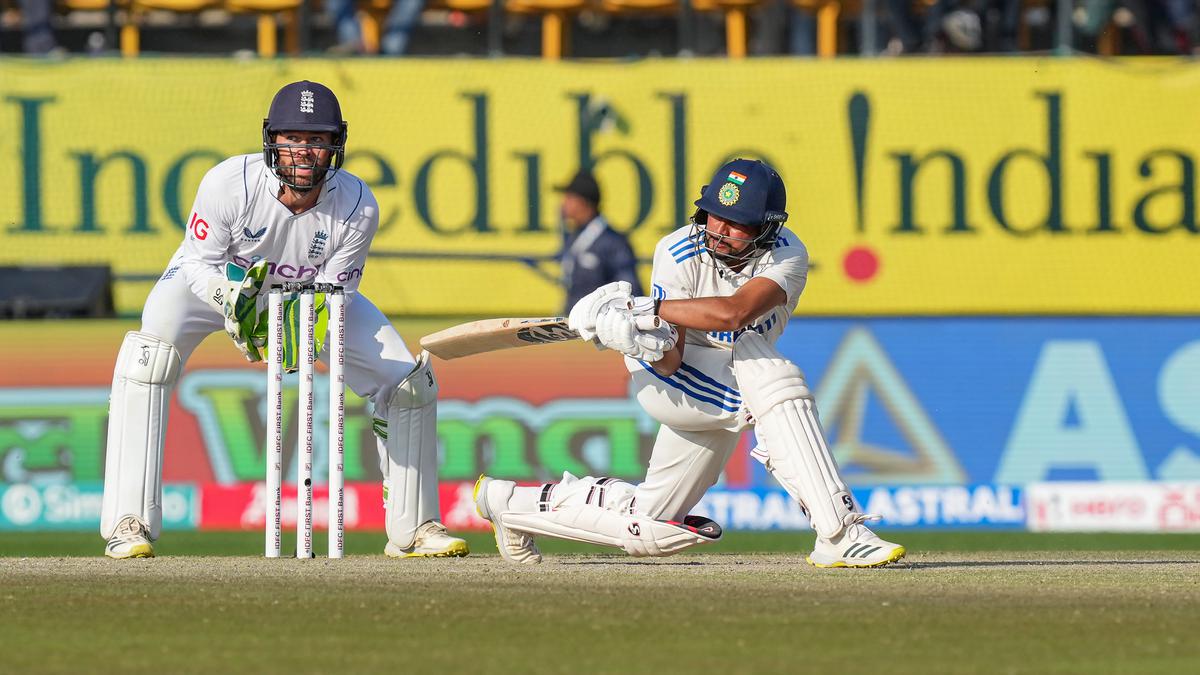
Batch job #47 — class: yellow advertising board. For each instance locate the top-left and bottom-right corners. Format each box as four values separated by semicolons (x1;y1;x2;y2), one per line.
1;59;1198;316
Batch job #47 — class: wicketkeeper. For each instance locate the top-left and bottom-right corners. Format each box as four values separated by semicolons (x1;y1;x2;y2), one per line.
475;158;906;568
101;80;467;560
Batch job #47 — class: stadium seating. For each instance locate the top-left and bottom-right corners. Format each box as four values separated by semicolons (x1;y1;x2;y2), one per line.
58;0;121;11
622;0;767;58
356;0;391;54
119;0;219;56
36;0;1138;57
225;0;302;57
358;0;493;55
790;0;852;57
506;0;588;60
693;0;763;58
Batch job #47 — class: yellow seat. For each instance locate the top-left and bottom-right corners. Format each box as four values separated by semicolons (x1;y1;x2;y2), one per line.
602;0;766;58
357;0;389;54
430;0;494;9
507;0;587;59
225;0;302;57
789;0;858;57
599;0;673;10
59;0;122;9
120;0;220;56
696;0;764;58
358;0;492;54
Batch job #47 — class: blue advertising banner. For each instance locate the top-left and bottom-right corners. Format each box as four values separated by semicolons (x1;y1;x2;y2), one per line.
0;482;198;531
695;485;1026;531
775;318;1200;487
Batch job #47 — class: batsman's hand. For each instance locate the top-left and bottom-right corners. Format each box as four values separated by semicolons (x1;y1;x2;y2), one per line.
627;296;656;318
568;281;633;342
595;309;677;362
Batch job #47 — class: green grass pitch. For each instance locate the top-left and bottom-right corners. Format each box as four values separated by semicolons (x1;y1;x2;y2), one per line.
3;531;1198;674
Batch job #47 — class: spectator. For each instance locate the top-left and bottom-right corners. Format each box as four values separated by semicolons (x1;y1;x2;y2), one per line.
17;0;60;55
327;0;425;55
883;0;1018;54
979;0;1020;52
884;0;958;53
555;169;643;315
1078;0;1195;54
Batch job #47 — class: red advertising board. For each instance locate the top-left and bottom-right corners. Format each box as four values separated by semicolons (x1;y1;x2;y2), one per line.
197;481;492;532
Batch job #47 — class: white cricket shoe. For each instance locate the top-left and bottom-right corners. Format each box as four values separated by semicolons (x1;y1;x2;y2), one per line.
806;514;906;568
474;475;542;565
385;520;470;558
104;515;155;559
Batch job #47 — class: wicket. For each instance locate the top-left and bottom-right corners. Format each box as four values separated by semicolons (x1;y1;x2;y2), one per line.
265;282;346;559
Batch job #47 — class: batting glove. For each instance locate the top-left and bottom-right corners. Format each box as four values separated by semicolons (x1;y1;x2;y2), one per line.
596;309;677;362
568;280;633;342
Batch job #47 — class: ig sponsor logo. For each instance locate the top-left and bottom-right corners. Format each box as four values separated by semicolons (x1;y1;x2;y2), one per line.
188;212;209;241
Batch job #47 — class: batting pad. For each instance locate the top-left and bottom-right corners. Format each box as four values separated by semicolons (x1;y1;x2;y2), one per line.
100;331;181;541
383;352;440;548
733;332;855;540
504;509;722;557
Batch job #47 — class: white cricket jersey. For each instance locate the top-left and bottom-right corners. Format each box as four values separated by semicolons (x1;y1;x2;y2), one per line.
164;153;378;300
650;225;809;349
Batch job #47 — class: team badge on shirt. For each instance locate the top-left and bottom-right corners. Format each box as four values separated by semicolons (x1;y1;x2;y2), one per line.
718;182;740;206
307;231;329;259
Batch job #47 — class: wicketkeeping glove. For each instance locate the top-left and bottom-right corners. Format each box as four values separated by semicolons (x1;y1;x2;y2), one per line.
274;292;331;374
218;260;271;363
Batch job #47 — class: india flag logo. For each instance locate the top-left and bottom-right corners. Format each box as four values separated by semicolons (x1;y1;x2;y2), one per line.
726;171;747;185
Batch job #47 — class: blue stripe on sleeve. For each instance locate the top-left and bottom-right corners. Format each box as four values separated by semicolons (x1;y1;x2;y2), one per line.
669;237;698;253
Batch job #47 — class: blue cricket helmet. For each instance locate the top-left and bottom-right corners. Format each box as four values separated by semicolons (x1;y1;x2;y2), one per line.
261;80;347;191
691;159;789;265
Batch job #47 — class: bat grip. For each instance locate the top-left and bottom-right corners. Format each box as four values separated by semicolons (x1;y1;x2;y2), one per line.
633;314;661;331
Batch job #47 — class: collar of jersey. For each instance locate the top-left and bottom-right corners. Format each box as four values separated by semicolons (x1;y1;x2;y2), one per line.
266;165;338;215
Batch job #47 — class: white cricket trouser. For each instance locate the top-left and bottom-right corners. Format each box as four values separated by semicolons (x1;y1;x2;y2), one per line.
509;343;743;522
624;343;745;519
633;424;741;520
100;271;417;540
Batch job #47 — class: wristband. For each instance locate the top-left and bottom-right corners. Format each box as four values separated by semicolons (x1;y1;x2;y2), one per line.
653;297;663;316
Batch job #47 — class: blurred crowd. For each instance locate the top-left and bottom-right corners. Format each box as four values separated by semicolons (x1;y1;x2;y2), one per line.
2;0;1199;56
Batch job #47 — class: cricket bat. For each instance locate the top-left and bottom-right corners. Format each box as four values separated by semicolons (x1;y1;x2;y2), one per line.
420;315;660;361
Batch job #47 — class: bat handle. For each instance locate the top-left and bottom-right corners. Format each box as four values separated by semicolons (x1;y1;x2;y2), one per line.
633;314;661;331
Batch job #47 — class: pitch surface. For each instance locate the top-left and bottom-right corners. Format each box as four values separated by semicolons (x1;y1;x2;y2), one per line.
3;539;1198;674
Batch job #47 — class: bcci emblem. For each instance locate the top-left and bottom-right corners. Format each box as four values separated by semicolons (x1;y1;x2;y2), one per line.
718;182;740;206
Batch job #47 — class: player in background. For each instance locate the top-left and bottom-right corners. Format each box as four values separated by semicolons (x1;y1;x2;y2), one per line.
101;80;467;560
475;158;905;568
555;168;643;314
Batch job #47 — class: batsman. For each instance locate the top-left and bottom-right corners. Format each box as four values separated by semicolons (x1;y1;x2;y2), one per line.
101;80;467;560
476;158;905;568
